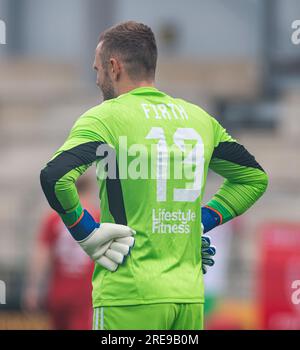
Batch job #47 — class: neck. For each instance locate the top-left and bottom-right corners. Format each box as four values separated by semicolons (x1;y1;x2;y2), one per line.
117;80;155;96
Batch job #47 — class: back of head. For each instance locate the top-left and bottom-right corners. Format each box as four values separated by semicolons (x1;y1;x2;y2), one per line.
99;21;157;81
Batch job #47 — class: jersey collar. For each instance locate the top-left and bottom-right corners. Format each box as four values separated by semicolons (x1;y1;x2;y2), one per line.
128;86;166;96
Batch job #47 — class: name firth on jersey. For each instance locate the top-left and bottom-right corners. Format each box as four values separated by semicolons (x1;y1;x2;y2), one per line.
141;103;188;120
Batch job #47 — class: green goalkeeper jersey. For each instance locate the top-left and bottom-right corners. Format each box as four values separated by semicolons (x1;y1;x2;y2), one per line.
41;86;268;307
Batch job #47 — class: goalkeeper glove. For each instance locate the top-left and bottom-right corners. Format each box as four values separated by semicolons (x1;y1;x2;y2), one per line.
67;209;136;272
201;235;216;274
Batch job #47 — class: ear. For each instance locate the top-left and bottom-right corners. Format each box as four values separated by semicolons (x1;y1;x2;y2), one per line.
110;57;122;81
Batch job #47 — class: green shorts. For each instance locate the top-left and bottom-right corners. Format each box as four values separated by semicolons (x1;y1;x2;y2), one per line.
93;303;204;330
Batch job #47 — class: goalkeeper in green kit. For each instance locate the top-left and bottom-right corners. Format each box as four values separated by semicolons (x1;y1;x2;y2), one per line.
40;21;268;330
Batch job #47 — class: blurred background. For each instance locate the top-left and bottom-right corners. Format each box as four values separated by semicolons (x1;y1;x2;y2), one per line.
0;0;300;329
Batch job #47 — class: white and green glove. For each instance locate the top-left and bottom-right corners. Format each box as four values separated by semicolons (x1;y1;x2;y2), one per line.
67;209;136;272
201;224;216;274
78;223;136;272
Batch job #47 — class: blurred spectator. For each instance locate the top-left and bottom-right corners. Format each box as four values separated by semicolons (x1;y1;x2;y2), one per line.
22;176;99;330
